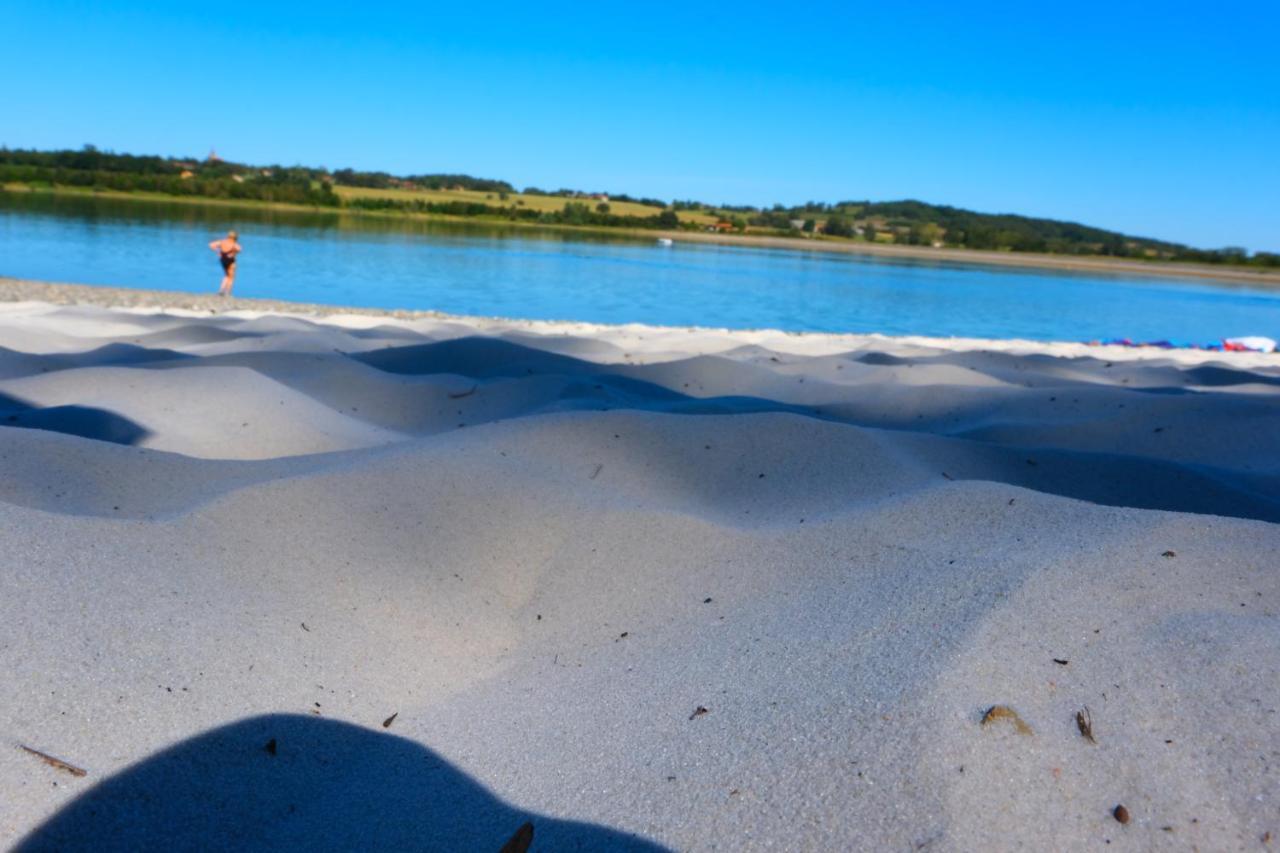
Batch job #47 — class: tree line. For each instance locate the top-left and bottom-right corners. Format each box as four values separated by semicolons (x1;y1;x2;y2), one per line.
0;147;339;207
2;146;1274;267
747;199;1278;267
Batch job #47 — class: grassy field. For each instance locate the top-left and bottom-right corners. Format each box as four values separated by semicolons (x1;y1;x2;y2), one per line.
334;185;720;225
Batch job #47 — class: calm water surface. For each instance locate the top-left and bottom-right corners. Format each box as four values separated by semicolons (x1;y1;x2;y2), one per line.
2;191;1278;343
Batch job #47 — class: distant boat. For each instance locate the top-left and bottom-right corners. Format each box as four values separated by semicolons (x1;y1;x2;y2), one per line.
657;237;674;247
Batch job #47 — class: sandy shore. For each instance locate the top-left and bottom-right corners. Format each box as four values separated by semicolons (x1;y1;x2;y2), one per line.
661;230;1280;287
1;285;1277;850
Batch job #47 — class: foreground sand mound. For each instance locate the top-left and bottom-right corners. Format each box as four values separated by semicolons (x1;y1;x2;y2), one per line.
1;300;1277;850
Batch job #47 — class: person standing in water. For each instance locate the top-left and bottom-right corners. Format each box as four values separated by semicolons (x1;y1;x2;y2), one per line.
209;230;242;296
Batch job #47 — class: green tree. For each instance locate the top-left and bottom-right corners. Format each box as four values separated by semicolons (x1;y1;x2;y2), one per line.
823;215;854;237
912;222;943;245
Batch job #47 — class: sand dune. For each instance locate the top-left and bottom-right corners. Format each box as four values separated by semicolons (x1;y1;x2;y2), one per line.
1;297;1277;850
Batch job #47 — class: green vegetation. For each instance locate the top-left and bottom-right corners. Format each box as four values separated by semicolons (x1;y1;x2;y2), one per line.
2;146;1275;268
0;146;339;207
751;200;1278;266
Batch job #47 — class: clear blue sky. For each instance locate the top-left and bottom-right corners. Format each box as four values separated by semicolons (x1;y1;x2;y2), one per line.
5;0;1278;251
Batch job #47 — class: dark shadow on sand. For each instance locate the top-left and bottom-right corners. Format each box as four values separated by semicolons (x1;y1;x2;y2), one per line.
0;391;149;446
0;343;191;380
17;714;668;853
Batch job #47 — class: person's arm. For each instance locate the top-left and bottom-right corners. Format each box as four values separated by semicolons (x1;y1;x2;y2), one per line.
209;240;221;251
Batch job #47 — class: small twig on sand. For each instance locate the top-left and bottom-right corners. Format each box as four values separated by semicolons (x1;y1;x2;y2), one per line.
18;744;87;777
448;386;478;399
590;464;604;480
382;712;398;729
1076;707;1095;743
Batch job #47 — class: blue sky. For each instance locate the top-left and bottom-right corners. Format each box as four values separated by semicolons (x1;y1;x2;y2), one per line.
5;1;1278;251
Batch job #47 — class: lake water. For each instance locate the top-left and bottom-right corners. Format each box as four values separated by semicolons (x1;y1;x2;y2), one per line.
2;190;1278;343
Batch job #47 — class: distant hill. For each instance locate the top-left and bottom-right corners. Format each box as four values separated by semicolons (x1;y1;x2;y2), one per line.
1;146;1274;269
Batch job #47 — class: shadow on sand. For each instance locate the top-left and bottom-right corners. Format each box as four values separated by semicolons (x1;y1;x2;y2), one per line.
2;333;1279;523
17;714;668;852
0;391;149;446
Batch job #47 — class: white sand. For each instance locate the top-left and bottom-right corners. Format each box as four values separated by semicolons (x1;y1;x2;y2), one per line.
0;296;1277;850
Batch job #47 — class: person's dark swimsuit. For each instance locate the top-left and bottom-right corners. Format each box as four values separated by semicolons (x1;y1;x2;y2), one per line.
219;251;236;272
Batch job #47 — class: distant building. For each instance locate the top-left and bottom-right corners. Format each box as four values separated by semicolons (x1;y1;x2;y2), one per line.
708;221;736;233
179;170;195;179
206;148;222;163
789;219;805;230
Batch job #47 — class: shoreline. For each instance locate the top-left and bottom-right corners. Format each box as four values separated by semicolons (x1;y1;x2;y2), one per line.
665;229;1280;287
2;275;1275;367
6;184;1280;288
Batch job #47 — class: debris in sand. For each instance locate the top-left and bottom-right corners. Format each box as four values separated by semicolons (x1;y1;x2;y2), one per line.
1053;658;1069;665
382;712;398;729
448;386;478;399
689;706;710;720
300;622;310;632
980;705;1033;735
941;472;954;480
703;597;713;604
1162;550;1177;558
590;463;603;480
263;738;278;756
1077;707;1095;743
1113;804;1130;824
499;820;534;853
18;745;86;777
